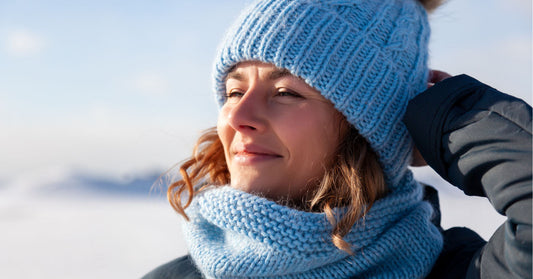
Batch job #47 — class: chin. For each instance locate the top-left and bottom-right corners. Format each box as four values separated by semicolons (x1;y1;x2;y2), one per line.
230;181;279;198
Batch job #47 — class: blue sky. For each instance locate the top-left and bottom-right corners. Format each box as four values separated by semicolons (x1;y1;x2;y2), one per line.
0;0;531;185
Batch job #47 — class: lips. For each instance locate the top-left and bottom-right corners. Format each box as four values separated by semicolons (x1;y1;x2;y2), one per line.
231;143;282;164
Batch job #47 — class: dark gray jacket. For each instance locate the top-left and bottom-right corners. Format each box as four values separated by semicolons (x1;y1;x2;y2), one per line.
143;75;532;278
406;74;532;278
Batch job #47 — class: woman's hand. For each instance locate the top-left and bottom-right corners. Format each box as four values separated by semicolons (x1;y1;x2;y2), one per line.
427;69;452;88
411;146;427;167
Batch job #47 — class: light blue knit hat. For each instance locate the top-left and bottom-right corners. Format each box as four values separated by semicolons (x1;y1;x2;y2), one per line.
213;0;430;186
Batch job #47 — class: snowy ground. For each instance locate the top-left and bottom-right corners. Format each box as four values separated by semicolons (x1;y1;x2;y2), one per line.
1;171;188;279
1;195;186;279
1;167;505;279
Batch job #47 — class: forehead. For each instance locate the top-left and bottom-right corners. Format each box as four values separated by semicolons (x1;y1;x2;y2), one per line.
226;61;298;82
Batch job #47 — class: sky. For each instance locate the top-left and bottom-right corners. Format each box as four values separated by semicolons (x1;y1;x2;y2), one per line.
0;0;531;187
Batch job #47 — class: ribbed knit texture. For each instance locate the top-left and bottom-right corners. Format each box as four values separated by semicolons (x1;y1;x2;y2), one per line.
213;0;431;186
184;175;443;278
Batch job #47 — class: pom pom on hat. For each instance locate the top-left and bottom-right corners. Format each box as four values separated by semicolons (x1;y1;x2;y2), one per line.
213;0;431;187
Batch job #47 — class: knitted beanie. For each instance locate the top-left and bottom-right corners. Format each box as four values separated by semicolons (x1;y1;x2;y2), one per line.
213;0;431;186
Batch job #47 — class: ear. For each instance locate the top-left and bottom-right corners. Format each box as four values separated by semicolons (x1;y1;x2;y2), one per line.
411;146;427;167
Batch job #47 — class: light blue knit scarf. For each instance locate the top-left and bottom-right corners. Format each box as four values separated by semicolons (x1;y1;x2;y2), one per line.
183;174;442;278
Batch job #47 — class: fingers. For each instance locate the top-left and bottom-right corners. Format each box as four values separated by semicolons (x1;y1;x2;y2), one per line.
410;146;428;167
428;70;452;87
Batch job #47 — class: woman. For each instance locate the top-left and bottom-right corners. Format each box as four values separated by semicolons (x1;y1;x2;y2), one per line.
144;0;532;278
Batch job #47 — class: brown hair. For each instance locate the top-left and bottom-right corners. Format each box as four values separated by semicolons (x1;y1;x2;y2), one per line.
167;123;386;254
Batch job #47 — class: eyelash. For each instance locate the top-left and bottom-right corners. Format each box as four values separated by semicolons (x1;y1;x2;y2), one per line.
225;90;302;99
225;92;244;98
277;91;302;98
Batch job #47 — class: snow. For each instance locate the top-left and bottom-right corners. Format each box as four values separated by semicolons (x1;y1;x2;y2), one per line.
0;174;188;279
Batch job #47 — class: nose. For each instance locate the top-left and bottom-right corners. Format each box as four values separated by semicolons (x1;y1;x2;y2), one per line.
225;89;267;133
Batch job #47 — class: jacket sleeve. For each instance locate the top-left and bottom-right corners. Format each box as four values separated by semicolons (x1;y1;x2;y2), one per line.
403;74;532;278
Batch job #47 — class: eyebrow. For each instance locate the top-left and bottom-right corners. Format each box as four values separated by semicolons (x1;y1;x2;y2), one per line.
226;71;244;81
225;67;293;82
268;68;291;80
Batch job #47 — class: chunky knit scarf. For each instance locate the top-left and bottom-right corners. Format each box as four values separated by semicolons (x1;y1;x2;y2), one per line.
183;175;442;278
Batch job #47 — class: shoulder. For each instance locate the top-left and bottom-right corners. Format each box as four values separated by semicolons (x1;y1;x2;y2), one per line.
422;185;487;279
141;255;202;279
426;227;486;279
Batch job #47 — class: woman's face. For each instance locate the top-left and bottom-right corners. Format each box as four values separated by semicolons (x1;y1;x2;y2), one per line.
217;61;344;201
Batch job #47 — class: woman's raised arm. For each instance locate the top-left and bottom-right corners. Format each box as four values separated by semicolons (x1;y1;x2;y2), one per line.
404;74;532;278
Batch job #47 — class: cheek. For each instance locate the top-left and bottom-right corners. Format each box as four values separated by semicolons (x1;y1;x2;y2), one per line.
280;108;341;165
216;109;233;157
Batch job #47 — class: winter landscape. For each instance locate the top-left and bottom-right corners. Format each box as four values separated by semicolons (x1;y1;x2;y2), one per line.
1;0;530;278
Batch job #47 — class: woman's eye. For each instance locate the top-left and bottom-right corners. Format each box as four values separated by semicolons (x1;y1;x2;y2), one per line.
277;91;302;98
225;92;244;99
224;91;244;104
